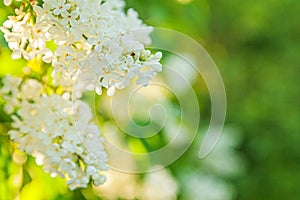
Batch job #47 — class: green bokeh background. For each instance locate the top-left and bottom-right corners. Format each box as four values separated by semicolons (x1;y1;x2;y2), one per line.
1;0;300;199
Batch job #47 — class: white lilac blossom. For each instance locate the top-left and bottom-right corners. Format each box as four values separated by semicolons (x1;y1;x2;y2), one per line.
93;168;178;200
0;76;108;190
142;168;178;200
0;0;162;191
1;0;162;97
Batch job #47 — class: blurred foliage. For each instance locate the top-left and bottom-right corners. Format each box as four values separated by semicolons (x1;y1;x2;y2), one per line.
1;0;300;199
127;0;300;199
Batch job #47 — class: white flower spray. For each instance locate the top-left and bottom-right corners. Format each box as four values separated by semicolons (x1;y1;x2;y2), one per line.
0;0;162;190
1;0;162;96
1;76;108;190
